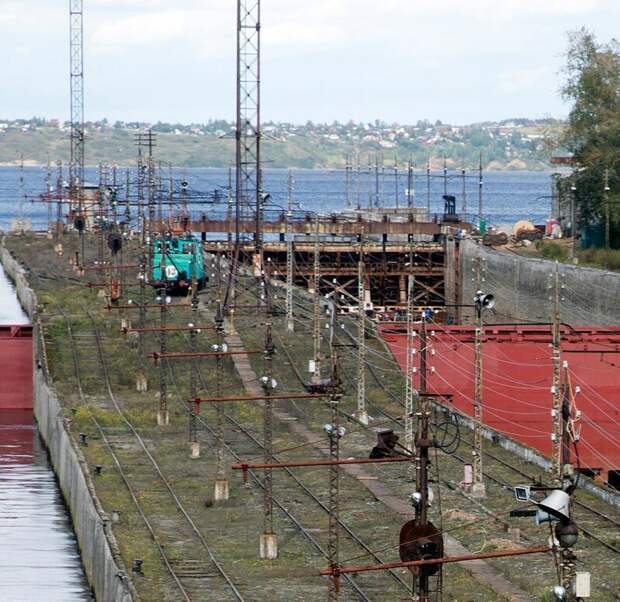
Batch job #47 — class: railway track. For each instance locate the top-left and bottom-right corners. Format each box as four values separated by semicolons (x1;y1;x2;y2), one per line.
169;325;413;601
60;309;244;602
274;293;620;555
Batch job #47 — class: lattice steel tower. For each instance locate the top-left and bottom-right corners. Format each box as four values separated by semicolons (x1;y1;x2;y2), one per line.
69;0;85;195
236;0;261;250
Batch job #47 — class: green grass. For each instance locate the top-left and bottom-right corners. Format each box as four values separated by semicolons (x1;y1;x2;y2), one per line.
577;247;620;271
537;241;570;262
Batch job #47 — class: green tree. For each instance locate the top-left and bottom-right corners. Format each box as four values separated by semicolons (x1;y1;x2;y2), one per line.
560;28;620;246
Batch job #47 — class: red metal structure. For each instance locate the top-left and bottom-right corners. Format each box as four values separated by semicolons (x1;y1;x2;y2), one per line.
379;324;620;483
0;326;33;410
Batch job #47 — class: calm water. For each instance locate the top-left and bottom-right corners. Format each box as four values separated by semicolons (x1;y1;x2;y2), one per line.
0;166;555;231
0;264;91;602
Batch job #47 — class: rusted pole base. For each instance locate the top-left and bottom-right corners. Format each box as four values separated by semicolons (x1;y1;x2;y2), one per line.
471;482;486;499
157;409;169;426
214;479;229;502
190;441;200;459
259;533;278;560
136;374;148;392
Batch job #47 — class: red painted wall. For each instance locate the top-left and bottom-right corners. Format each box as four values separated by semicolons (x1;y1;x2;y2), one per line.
0;326;33;410
380;324;620;481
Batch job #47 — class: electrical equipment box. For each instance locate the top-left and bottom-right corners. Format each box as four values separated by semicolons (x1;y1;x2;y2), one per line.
575;572;591;598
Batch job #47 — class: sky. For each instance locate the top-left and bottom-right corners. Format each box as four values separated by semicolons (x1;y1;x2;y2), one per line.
2;0;619;125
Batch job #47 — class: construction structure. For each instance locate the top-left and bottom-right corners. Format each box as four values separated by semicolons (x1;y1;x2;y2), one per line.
69;0;85;199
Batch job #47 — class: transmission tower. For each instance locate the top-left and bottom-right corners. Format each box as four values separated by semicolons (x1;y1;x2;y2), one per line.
239;0;261;250
226;0;262;309
69;0;85;200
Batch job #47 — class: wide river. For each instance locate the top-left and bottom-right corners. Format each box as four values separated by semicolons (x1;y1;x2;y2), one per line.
0;166;557;231
0;264;91;602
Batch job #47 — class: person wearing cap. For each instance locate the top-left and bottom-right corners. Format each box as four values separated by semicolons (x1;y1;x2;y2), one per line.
369;428;400;458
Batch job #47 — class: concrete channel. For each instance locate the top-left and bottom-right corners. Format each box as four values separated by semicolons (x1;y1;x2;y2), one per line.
1;241;136;602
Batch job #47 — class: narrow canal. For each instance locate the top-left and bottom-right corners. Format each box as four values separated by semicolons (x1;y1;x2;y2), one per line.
0;263;91;601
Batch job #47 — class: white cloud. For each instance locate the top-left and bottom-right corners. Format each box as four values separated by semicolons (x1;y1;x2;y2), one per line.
2;0;619;123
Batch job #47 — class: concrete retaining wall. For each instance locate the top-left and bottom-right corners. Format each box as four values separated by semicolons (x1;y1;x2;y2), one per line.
1;239;136;602
459;238;620;325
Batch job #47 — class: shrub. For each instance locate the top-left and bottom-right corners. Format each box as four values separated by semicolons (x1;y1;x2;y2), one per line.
539;242;569;262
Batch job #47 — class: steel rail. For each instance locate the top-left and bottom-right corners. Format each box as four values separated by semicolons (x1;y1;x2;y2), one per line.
85;311;245;600
59;310;192;602
163;360;379;602
172;325;413;597
60;307;245;601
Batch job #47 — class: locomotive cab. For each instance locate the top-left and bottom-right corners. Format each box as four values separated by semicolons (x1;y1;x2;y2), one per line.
150;234;206;294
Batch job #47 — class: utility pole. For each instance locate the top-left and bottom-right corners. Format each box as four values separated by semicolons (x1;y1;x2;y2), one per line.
366;155;372;211
394;157;399;209
17;155;25;229
213;255;229;502
147;133;156;272
415;314;431;601
46;155;53;236
426;157;431;216
404;273;416;474
604;168;610;250
136;137;145;244
157;248;169;426
136;255;148;392
124;169;131;232
354;153;361;210
312;217;322;385
374;155;380;209
260;308;277;558
407;158;413;210
478;153;483;228
345;155;352;209
286;170;294;332
188;246;200;458
326;350;343;601
550;261;563;485
355;237;368;425
461;166;467;216
69;0;85;212
54;161;64;253
570;180;577;260
472;256;486;498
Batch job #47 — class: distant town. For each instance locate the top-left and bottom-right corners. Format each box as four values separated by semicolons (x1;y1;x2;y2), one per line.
0;116;564;169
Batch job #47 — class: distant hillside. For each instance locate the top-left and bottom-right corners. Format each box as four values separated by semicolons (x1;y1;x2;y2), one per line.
0;118;563;169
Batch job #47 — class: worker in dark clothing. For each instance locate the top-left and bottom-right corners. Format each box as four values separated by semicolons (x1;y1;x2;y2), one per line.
369;428;401;458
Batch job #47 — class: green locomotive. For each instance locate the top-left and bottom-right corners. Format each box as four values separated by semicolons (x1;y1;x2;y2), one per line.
151;234;206;293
